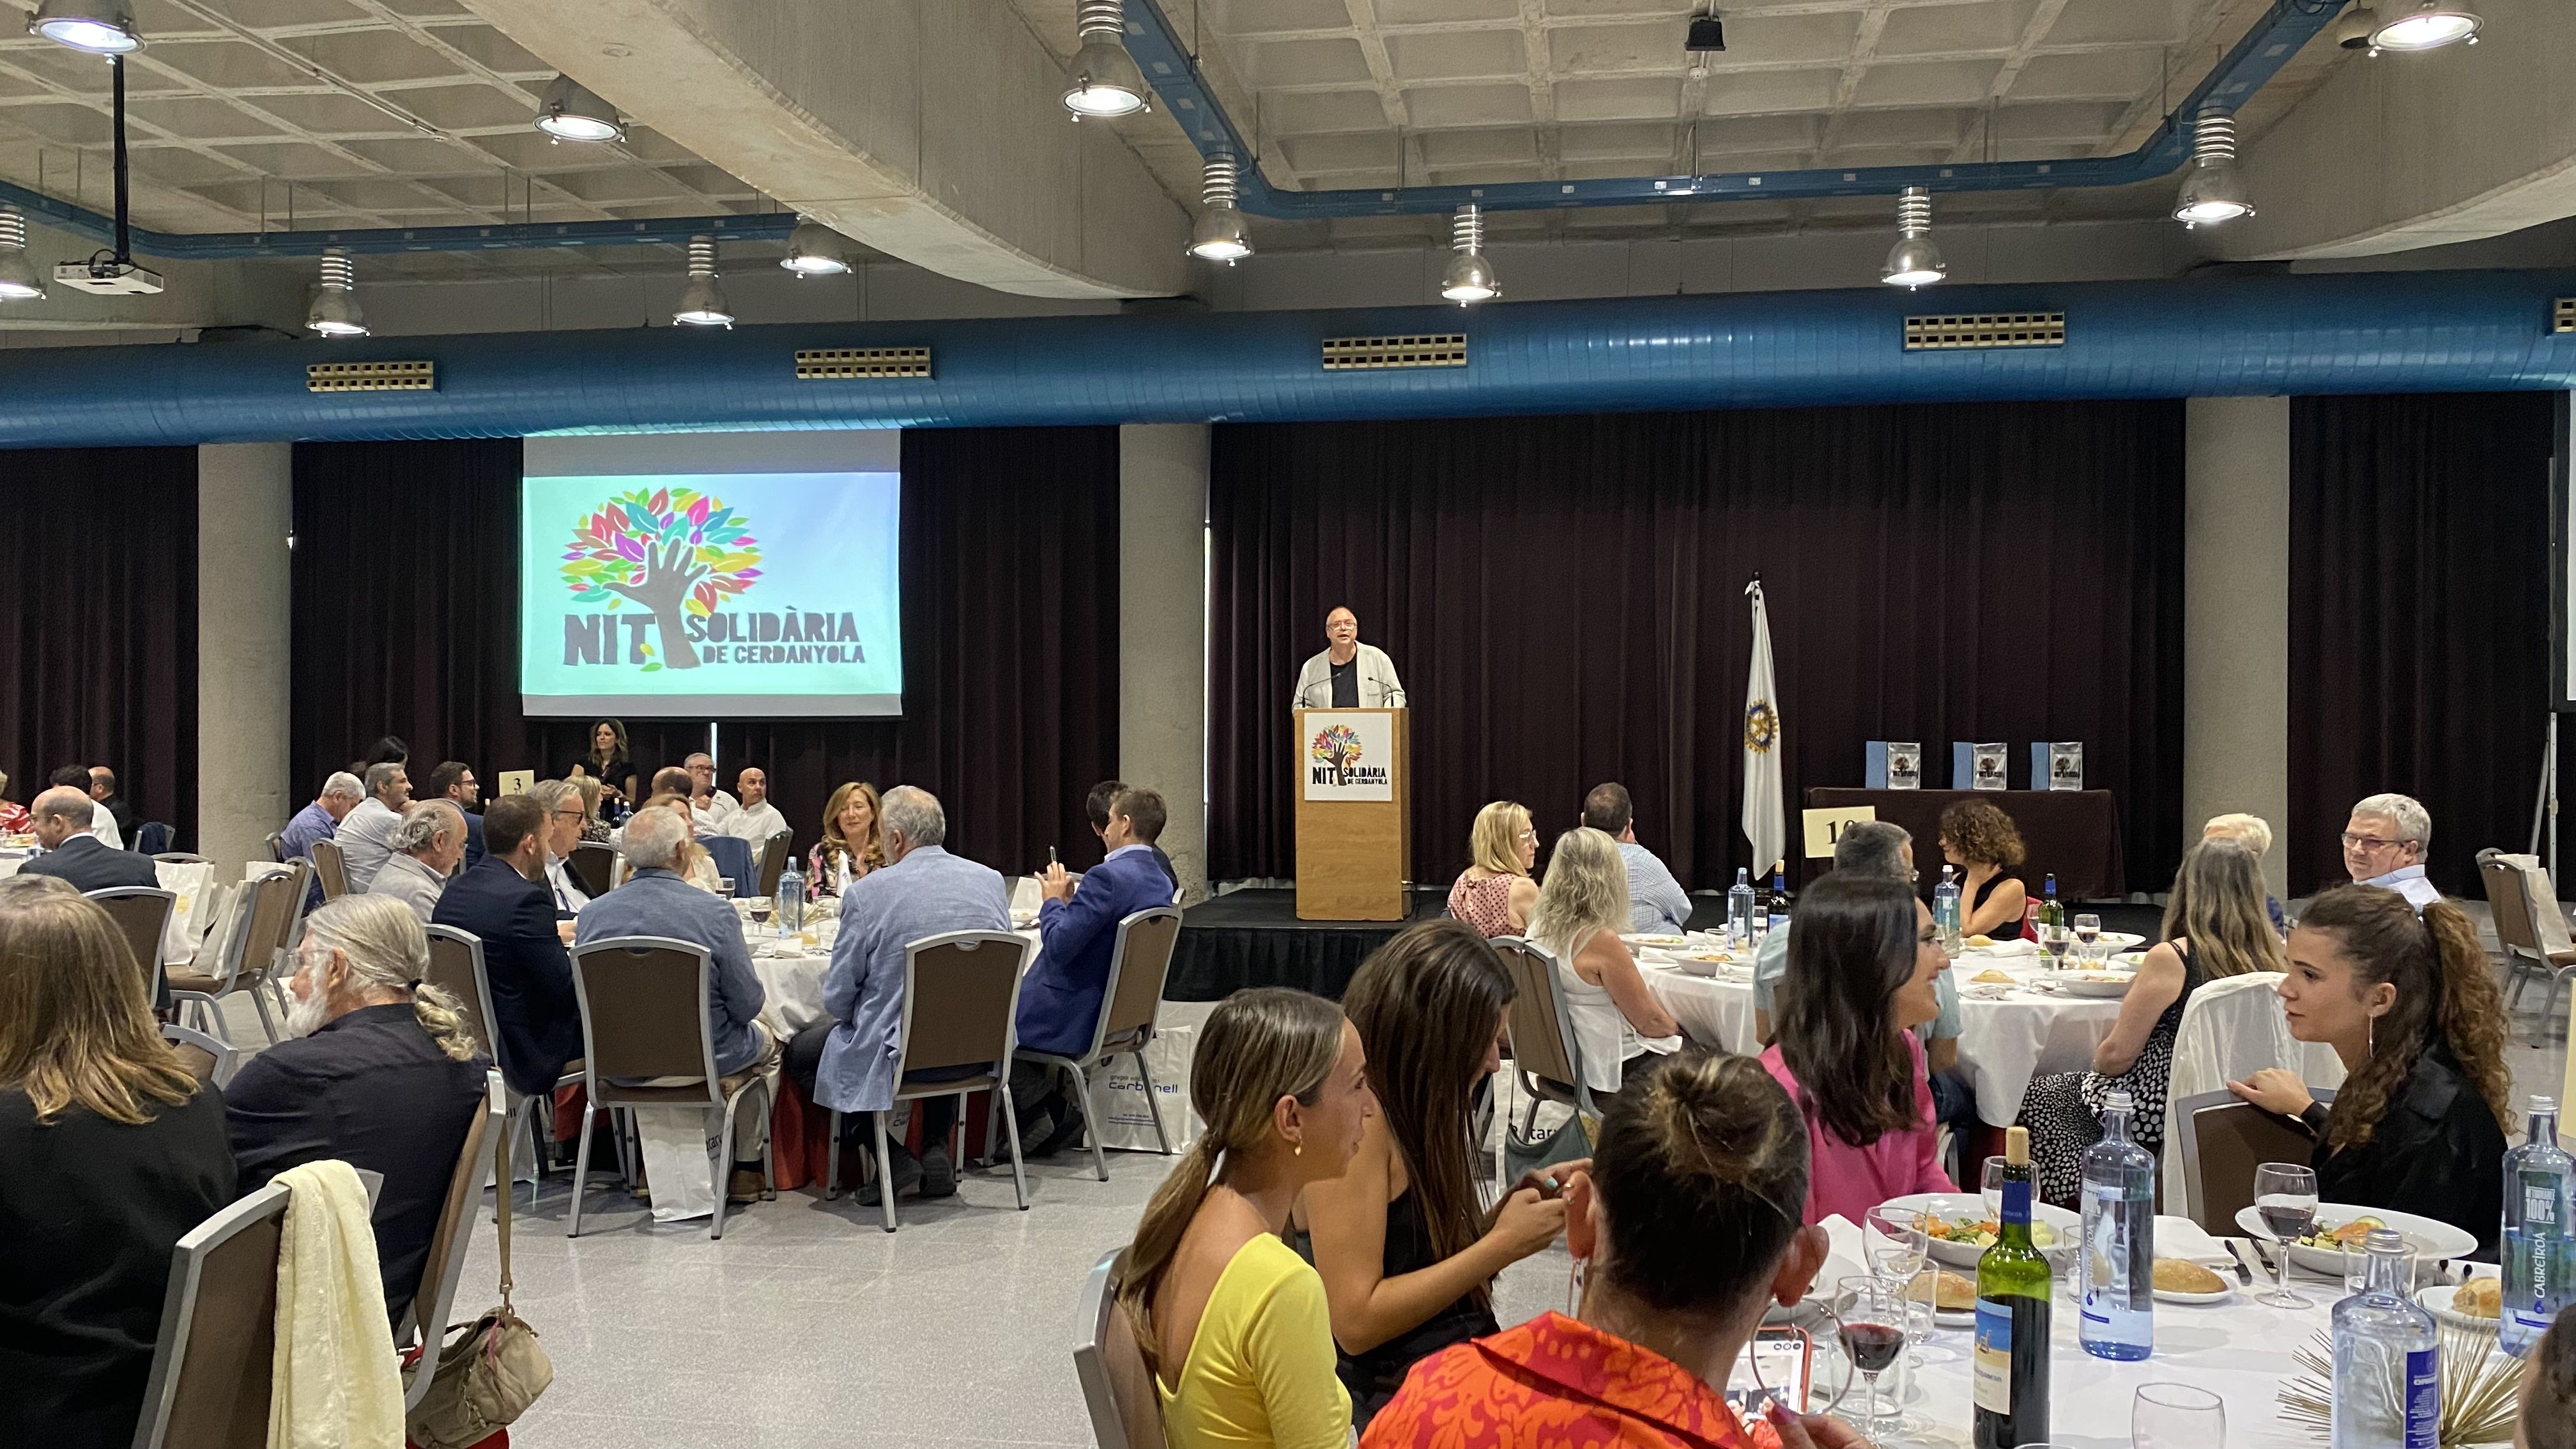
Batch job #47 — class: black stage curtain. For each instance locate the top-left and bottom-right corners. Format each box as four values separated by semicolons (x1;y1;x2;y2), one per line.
0;447;197;841
1209;402;2186;895
293;429;1118;875
2287;393;2560;897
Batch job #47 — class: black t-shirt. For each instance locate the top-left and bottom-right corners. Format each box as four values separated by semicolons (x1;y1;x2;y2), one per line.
1330;655;1359;707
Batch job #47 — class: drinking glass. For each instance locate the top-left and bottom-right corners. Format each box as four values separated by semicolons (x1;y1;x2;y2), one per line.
1981;1156;2008;1225
2071;913;2103;967
1865;1206;1931;1342
1834;1276;1907;1436
2039;923;2070;969
719;877;737;900
2133;1383;2225;1449
747;895;774;931
2252;1162;2319;1308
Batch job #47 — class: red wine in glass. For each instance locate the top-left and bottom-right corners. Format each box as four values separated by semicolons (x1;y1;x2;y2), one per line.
1841;1321;1905;1375
2258;1201;2315;1242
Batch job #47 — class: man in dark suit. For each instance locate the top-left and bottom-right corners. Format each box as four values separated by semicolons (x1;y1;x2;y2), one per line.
430;794;580;1101
1084;779;1181;902
18;788;158;893
1015;787;1175;1154
422;760;486;870
86;766;139;848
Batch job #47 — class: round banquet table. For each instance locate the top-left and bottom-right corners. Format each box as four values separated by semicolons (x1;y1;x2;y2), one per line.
1641;943;2126;1125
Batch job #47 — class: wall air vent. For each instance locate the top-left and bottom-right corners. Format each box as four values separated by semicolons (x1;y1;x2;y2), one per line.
2553;298;2575;334
795;346;932;379
1903;312;2066;350
306;360;435;392
1322;333;1468;371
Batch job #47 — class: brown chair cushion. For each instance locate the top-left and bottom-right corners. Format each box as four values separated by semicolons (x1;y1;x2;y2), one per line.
166;970;222;993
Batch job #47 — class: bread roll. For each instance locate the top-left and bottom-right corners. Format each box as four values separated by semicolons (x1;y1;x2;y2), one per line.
2456;1276;2500;1319
2152;1259;2226;1294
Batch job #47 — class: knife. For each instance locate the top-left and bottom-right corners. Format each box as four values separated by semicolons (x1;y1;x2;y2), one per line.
2221;1239;2256;1286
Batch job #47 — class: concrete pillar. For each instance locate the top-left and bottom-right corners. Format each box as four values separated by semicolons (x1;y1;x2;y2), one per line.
1119;424;1209;903
2183;397;2292;901
197;443;293;871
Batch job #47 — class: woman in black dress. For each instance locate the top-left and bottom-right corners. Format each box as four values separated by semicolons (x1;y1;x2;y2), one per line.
1939;797;2030;942
571;717;638;806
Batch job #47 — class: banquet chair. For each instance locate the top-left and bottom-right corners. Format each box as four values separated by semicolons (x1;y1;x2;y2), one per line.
2481;850;2576;1036
166;868;303;1046
161;1022;238;1088
265;831;289;865
2174;1087;2336;1235
425;924;579;1211
2158;970;2345;1210
309;837;349;901
1490;936;1599;1184
1073;1247;1167;1449
566;935;776;1239
1013;907;1183;1183
134;822;174;856
826;930;1036;1231
755;829;793;900
86;885;174;1008
396;1071;504;1411
567;841;617;900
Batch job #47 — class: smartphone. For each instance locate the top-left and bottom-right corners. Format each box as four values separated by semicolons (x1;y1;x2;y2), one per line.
1723;1324;1812;1420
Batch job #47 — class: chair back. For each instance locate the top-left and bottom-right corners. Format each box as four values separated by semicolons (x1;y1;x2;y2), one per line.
86;885;175;999
186;882;262;997
1491;937;1587;1100
422;926;500;1070
1091;908;1182;1058
309;837;348;900
235;866;305;987
2483;852;2543;959
401;1072;503;1409
567;841;617;900
569;936;721;1097
756;830;793;899
132;1183;289;1449
135;822;174;856
161;1022;238;1088
896;931;1034;1078
265;831;289;865
1073;1248;1166;1449
2175;1087;2338;1234
2162;971;2340;1208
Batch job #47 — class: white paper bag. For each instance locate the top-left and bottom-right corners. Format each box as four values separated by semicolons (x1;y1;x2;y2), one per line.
1087;1024;1200;1153
152;859;214;965
634;1106;723;1222
188;882;247;973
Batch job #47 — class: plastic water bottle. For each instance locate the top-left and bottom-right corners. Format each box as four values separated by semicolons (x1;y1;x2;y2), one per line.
1767;870;1790;939
776;856;806;936
2078;1090;2155;1361
2333;1228;2441;1449
1934;866;1963;954
2502;1095;2574;1358
1726;868;1755;949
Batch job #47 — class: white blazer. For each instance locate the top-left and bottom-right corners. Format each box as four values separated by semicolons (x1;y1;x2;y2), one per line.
1293;642;1407;712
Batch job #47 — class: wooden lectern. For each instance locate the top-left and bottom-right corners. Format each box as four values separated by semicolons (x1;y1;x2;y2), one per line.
1294;707;1411;921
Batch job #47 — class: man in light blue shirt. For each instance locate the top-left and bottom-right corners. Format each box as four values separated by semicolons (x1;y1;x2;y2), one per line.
1582;782;1693;935
2342;792;2442;909
782;785;1009;1205
280;772;364;908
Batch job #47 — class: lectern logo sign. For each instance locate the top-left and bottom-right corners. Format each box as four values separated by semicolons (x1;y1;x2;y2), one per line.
1302;712;1395;802
1310;724;1364;785
558;487;763;673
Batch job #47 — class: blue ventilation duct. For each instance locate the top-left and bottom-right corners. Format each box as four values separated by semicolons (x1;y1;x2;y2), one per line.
0;268;2569;448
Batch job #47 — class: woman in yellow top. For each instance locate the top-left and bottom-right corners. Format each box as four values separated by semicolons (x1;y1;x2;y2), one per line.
1116;987;1378;1449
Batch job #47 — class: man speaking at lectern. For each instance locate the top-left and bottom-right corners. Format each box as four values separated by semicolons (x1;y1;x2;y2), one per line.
1292;606;1407;712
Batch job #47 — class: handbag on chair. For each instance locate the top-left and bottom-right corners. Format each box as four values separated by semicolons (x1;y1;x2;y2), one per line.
406;1108;553;1449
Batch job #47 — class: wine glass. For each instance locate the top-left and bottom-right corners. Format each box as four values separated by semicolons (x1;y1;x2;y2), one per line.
1834;1276;1906;1437
2133;1383;2225;1449
2071;913;2103;967
1981;1156;2008;1225
2252;1162;2320;1308
719;876;738;900
1865;1205;1931;1342
747;894;774;931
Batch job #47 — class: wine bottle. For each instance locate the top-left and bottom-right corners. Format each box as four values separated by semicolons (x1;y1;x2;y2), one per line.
1975;1125;2051;1449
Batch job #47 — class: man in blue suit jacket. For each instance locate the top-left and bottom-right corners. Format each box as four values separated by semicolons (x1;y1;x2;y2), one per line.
1016;787;1174;1154
431;795;581;1102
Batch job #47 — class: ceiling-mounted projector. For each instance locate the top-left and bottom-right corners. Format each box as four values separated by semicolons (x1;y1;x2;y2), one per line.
55;257;162;294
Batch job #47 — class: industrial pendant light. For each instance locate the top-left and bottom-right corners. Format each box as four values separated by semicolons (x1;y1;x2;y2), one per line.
534;73;625;143
2331;6;2380;48
2370;1;2481;51
673;235;733;327
28;0;139;52
1880;187;1944;288
1439;204;1499;305
2172;108;2254;227
305;248;367;337
1186;157;1253;264
0;207;43;300
1062;0;1149;119
780;218;852;276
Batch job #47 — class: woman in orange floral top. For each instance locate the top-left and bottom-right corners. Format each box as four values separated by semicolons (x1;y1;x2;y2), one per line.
1360;1054;1870;1449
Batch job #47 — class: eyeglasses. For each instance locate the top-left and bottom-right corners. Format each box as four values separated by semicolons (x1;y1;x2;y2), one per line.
2340;832;2410;852
553;808;585;822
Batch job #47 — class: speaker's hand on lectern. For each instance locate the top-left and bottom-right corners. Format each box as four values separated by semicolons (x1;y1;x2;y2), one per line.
1039;861;1075;903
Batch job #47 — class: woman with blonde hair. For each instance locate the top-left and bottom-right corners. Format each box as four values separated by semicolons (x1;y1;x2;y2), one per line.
0;877;236;1447
1527;827;1683;1112
2020;836;2284;1202
1116;988;1377;1449
1446;801;1538;939
571;773;612;843
0;768;27;835
811;780;886;897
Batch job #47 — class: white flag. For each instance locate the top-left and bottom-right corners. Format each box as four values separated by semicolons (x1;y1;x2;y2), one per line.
1741;579;1785;876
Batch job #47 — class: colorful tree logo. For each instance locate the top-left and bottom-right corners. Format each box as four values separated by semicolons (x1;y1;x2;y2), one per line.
1310;723;1363;784
560;487;760;672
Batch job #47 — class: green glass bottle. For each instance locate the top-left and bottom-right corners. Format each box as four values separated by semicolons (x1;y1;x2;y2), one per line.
1974;1125;2052;1449
2037;874;2066;966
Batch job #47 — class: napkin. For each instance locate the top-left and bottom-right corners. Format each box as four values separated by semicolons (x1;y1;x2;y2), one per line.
1969;937;2039;958
2154;1215;2234;1266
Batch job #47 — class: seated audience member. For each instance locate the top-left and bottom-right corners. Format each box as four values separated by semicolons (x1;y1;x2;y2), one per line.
809;781;885;896
571;719;635;806
0;769;26;834
1528;827;1684;1112
1117;988;1373;1449
2020;838;2276;1204
1303;921;1565;1425
1762;872;1954;1225
282;771;365;905
18;786;158;893
431;795;581;1099
2203;811;2287;931
367;801;466;924
2520;1309;2576;1449
1938;797;2028;941
224;895;486;1329
571;774;613;843
722;766;790;848
0;877;237;1448
686;751;738;832
1363;1054;1860;1449
338;760;413;894
608;770;693;847
637;790;726;894
1018;786;1177;1154
527;779;591;916
576;804;776;1202
1581;781;1692;937
49;765;121;850
1089;778;1181;900
1445;801;1538;939
785;785;1008;1203
352;733;409;781
2342;792;2442;908
86;765;137;848
422;760;486;868
2227;884;2513;1259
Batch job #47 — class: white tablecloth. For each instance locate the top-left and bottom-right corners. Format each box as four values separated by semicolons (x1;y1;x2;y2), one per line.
743;913;1043;1038
1643;948;2125;1124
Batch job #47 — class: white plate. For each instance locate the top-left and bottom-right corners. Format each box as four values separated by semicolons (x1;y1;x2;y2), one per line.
1767;1252;1867;1324
2152;1269;2235;1305
2231;1204;2480;1276
2097;931;2145;951
1880;1193;2078;1268
2058;974;2135;998
1623;933;1689;947
2416;1282;2499;1331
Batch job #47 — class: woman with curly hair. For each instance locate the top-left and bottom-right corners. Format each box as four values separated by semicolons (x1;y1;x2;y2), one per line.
2227;883;2514;1259
810;781;886;897
1938;797;2029;941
